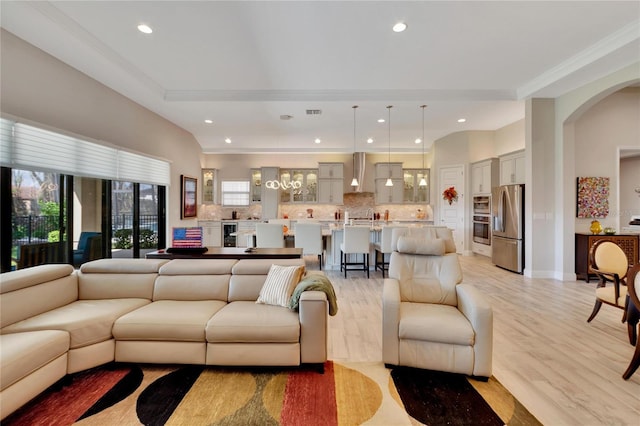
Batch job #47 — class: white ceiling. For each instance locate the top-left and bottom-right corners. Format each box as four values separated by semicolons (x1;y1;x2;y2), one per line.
1;1;639;154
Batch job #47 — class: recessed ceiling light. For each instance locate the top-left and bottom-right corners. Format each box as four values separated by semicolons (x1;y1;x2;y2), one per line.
137;24;153;34
224;138;231;144
377;119;385;123
415;138;422;144
367;138;374;144
204;119;213;124
314;138;321;144
392;22;407;33
457;118;466;123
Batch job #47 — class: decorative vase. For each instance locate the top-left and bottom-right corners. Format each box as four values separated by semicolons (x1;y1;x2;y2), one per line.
590;220;602;235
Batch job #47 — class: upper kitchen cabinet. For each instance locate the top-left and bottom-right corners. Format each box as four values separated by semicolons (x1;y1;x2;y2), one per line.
499;150;525;185
375;162;403;204
318;163;343;204
279;169;318;203
250;168;261;203
471;158;498;194
403;169;430;203
202;169;218;204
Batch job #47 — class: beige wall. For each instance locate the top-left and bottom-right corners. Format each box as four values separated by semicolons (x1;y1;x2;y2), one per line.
494;119;525;157
574;87;640;233
0;30;203;231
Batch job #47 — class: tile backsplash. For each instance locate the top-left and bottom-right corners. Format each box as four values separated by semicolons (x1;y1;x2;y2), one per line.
198;191;433;222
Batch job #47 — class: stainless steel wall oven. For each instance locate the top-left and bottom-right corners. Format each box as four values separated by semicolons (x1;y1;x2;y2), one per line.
473;215;491;245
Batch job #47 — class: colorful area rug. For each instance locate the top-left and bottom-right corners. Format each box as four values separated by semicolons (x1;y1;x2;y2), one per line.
4;361;540;425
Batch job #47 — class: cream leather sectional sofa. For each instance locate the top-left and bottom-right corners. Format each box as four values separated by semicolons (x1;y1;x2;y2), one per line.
0;258;329;420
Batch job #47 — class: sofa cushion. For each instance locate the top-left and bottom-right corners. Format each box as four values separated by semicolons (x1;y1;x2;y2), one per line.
0;330;69;391
153;275;230;301
256;264;305;307
0;264;74;294
206;301;300;343
1;272;78;329
78;258;168;300
1;299;150;349
400;302;475;346
113;300;227;342
159;259;237;275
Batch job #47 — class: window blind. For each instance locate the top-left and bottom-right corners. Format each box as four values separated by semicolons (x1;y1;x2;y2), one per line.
0;118;170;186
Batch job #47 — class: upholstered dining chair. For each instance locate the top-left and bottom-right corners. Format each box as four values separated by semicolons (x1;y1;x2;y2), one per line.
623;263;640;380
256;223;285;248
294;222;323;269
587;239;630;324
340;225;370;278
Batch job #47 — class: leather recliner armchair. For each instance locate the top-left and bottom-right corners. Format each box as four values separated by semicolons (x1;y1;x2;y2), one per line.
382;227;493;379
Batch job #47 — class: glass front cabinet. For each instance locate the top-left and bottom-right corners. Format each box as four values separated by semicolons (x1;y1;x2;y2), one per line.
202;169;217;204
250;168;261;203
403;169;430;203
279;169;318;203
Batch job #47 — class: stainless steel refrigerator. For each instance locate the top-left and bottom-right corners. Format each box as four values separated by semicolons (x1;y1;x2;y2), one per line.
491;184;524;273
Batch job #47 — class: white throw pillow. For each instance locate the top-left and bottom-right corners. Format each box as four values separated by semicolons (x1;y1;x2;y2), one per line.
257;264;305;307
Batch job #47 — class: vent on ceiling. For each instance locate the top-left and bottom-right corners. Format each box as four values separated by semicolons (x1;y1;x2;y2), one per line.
306;109;322;115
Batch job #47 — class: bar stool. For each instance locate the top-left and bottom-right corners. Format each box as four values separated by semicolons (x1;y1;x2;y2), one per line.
372;225;402;278
340;225;370;278
294;222;323;269
256;223;285;248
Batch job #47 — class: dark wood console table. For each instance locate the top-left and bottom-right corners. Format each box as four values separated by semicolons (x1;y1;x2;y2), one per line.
146;247;303;260
575;233;639;282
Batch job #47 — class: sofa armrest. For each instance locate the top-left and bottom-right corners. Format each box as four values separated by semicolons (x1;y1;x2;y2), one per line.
456;283;493;377
382;278;401;365
299;290;328;364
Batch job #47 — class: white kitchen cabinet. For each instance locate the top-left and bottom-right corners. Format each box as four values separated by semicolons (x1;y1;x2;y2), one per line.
318;179;343;204
198;220;221;247
318;163;343;204
499;151;525;185
471;158;498;194
318;163;343;179
374;162;403;204
375;162;403;179
375;178;403;204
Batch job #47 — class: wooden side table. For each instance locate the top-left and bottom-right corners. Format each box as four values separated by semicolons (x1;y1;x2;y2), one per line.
575;233;639;282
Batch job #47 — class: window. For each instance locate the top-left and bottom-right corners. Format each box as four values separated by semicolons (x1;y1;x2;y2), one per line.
221;180;250;206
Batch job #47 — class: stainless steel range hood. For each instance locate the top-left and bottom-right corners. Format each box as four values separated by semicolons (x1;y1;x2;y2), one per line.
351;152;366;192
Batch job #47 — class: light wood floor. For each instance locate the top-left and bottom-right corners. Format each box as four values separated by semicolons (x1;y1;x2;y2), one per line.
310;254;640;426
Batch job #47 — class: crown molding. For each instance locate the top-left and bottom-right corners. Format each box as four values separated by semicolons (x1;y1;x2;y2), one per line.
517;20;640;99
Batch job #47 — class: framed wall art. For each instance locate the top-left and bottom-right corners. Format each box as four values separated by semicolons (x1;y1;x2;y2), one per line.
181;175;197;219
576;176;609;218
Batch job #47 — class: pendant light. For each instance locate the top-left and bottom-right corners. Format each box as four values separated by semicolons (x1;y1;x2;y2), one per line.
350;105;359;187
385;105;393;187
419;105;428;187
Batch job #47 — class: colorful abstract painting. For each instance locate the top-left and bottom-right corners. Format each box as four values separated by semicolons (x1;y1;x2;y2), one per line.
577;177;609;218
